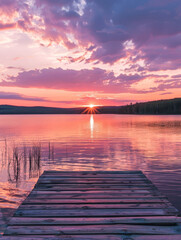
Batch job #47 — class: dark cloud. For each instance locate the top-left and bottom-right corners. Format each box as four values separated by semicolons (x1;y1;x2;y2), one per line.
1;0;180;68
0;0;181;96
39;0;181;68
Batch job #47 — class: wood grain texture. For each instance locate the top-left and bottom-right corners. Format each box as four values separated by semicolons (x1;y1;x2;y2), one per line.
3;170;181;239
2;235;181;240
4;224;181;235
9;216;181;226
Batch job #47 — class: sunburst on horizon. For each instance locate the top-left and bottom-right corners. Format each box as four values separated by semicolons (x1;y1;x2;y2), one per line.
89;104;94;109
82;104;99;114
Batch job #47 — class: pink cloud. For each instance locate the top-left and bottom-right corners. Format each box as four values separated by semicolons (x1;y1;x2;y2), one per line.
0;22;16;30
0;0;181;102
1;67;146;93
1;0;181;70
1;67;176;95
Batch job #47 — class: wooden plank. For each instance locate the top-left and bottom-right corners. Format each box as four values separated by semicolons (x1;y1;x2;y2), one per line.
3;170;181;239
32;185;158;192
30;188;158;194
31;189;155;194
33;186;158;191
43;170;143;174
4;224;181;235
35;182;152;187
23;197;169;204
2;235;181;240
26;193;163;199
39;176;147;179
40;173;145;178
9;216;181;226
33;186;156;191
18;203;172;210
14;208;177;217
39;174;146;178
37;179;150;184
38;178;151;184
39;175;146;179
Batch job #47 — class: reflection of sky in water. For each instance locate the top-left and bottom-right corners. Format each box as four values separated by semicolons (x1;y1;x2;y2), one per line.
0;114;181;220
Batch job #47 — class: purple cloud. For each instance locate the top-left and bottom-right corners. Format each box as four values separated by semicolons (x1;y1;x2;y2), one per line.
0;91;83;105
0;91;47;102
0;22;16;30
36;0;181;69
1;67;177;94
1;67;146;93
1;0;180;68
0;0;181;97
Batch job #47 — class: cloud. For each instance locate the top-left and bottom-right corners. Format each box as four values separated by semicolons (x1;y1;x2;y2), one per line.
0;22;16;30
0;67;146;93
0;0;181;102
0;91;48;102
1;67;179;94
0;91;85;105
0;0;181;69
160;92;172;95
41;0;181;67
0;91;138;106
155;78;181;92
77;96;140;106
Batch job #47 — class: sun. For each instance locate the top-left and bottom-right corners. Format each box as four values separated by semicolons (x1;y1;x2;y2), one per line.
82;104;99;114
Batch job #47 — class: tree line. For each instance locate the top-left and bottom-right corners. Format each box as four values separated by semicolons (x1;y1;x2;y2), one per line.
118;98;181;114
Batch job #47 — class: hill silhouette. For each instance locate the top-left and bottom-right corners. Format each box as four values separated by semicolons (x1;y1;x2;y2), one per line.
0;98;180;115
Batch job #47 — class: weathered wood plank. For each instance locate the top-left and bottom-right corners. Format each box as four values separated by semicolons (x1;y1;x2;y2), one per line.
30;188;158;194
43;170;143;174
33;186;156;191
39;174;148;181
39;174;146;178
35;182;152;188
18;203;173;210
4;224;181;235
32;185;158;192
31;189;155;194
23;197;169;204
9;216;181;226
39;175;146;179
2;235;181;240
3;170;181;239
27;193;163;199
35;184;158;192
14;208;178;217
37;180;151;185
40;173;145;178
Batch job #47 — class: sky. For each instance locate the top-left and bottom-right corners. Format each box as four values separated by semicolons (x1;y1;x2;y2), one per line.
0;0;180;107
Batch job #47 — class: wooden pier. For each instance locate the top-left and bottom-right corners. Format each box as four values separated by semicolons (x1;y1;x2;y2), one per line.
2;170;181;239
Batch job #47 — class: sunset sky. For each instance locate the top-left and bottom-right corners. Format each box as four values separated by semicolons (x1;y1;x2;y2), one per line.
0;0;180;107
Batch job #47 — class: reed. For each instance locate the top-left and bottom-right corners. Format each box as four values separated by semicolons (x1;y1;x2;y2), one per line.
48;142;54;161
3;140;55;184
6;142;42;183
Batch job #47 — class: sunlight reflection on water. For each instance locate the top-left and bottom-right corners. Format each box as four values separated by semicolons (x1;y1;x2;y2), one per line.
0;114;181;222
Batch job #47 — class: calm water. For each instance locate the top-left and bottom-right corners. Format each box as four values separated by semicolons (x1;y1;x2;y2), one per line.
0;114;181;227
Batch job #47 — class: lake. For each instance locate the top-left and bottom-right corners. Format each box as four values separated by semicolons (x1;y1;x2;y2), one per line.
0;114;181;225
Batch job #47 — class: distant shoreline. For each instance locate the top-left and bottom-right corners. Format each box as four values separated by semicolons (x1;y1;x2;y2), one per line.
0;98;180;115
0;113;180;115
